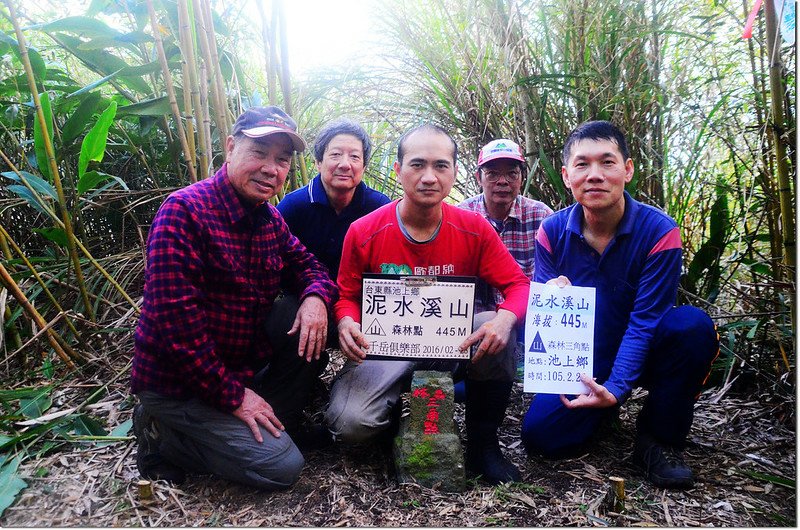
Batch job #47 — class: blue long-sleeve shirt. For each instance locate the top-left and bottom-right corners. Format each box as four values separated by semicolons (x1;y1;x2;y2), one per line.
277;175;391;278
534;191;682;403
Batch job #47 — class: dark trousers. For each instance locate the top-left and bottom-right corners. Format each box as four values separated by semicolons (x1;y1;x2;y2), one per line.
521;306;719;457
137;294;327;489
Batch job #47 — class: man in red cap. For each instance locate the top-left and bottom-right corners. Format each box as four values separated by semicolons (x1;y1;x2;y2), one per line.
458;139;552;388
459;139;552;313
130;106;337;489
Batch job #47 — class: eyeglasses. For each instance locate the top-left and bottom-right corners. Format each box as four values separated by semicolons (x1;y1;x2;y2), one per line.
482;169;522;182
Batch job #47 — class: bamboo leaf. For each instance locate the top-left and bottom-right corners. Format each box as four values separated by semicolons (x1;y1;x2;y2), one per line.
746;320;762;340
76;32;154;51
78;101;117;180
0;456;27;518
33;228;68;247
32;16;123;39
737;469;796;488
6;186;51;216
82;174;130;198
18;394;53;419
120;59;179;77
78;170;116;195
65;69;124;99
0;33;46;82
61;92;103;143
32;92;54;181
117;31;155;45
95;419;132;447
116;96;172;116
1;171;57;199
69;414;108;437
55;34;151;95
0;387;53;402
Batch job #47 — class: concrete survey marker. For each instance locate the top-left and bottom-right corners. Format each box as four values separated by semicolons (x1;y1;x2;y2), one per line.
393;371;466;491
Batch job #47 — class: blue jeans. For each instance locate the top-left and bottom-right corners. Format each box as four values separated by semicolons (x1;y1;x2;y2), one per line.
521;306;719;456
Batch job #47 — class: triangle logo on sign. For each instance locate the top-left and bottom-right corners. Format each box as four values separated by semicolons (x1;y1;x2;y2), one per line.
364;318;386;336
529;331;547;353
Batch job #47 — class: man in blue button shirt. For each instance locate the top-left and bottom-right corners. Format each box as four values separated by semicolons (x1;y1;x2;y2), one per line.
278;119;391;279
521;121;719;488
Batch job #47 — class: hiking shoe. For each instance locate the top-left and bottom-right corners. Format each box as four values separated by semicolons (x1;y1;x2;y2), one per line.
466;444;522;485
132;404;186;484
633;434;694;489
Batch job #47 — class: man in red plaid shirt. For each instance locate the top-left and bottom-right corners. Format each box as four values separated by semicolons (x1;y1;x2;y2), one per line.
131;106;337;489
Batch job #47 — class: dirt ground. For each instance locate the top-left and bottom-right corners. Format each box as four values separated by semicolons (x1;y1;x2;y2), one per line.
1;356;796;527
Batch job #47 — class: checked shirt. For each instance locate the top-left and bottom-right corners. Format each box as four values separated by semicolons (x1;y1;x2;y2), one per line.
131;165;336;411
458;194;552;310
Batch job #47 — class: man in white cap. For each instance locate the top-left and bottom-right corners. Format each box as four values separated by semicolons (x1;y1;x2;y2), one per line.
459;139;552;313
131;106;337;489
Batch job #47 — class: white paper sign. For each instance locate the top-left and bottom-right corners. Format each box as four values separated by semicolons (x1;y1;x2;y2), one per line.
523;281;596;394
776;0;796;45
361;274;476;360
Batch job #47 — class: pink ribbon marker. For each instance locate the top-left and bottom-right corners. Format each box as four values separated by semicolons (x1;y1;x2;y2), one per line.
742;0;763;39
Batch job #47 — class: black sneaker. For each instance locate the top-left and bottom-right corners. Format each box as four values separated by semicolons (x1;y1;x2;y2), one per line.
633;434;694;489
132;404;186;484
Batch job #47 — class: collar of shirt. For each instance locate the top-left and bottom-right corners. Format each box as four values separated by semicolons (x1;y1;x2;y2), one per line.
215;164;273;226
308;174;367;212
565;190;640;238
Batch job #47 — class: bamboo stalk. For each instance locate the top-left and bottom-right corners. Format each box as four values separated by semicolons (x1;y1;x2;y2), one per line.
6;0;95;322
275;0;292;116
764;0;796;333
145;0;198;184
180;58;198;171
0;223;83;341
0;227;12;261
273;0;308;185
743;0;781;284
0;262;76;369
192;0;228;146
199;60;213;172
178;0;209;179
4;305;24;352
607;476;626;513
764;0;796;271
201;0;230;136
257;0;279;105
0;150;140;313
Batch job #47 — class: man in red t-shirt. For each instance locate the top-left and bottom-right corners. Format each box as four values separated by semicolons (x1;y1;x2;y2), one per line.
326;124;530;484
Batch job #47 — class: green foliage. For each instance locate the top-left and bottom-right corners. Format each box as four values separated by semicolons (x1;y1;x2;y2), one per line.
0;33;46;82
78;101;117;182
683;179;731;302
0;1;794;508
61;92;103;145
32;92;54;180
0;455;27;518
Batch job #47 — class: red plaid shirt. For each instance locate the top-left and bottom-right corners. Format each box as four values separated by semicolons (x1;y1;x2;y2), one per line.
131;165;337;411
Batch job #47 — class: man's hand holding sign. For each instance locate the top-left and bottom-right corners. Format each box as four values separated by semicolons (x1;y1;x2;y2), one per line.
541;276;617;410
327;125;531;485
524;280;600;407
